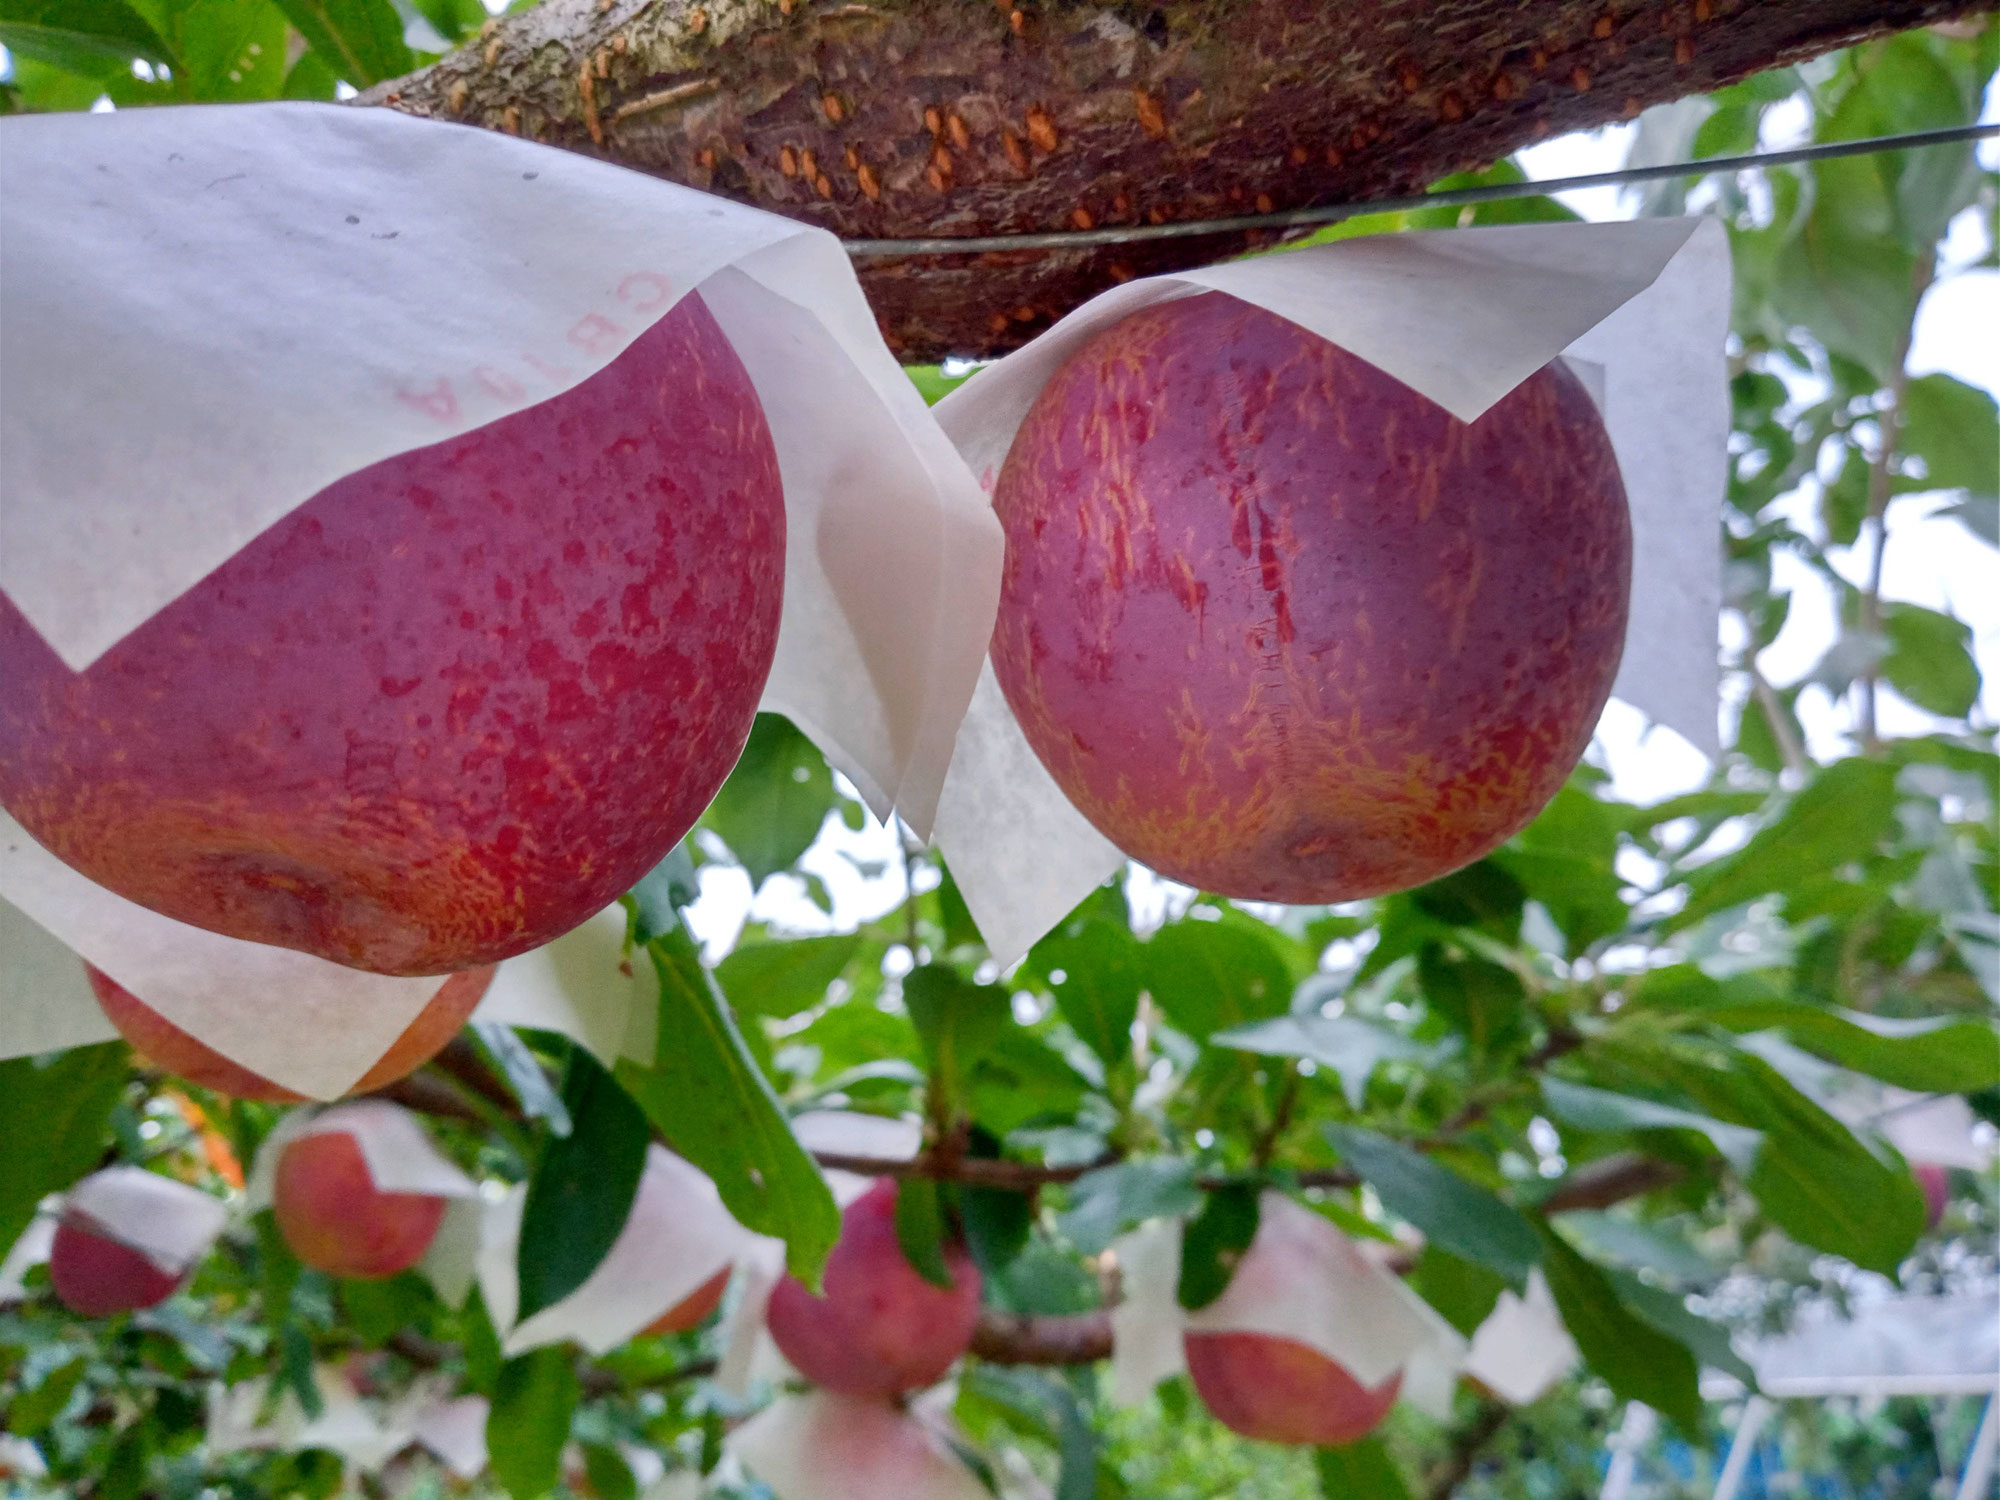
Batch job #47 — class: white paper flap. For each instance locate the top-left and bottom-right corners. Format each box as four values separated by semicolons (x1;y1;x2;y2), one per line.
245;1100;476;1208
472;905;642;1069
63;1166;228;1274
727;1392;989;1500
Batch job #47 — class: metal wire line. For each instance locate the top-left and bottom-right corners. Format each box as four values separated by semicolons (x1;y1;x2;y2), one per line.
839;121;2000;258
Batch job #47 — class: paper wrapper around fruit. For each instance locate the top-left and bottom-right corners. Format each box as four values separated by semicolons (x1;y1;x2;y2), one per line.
1107;1192;1468;1419
1463;1270;1580;1405
472;1142;765;1357
244;1100;479;1221
0;100;1000;1098
55;1166;230;1280
929;216;1731;966
726;1390;992;1500
209;1365;483;1476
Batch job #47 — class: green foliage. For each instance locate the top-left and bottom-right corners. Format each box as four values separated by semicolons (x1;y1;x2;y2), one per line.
0;1044;127;1251
1324;1125;1541;1289
487;1347;579;1500
515;1046;649;1322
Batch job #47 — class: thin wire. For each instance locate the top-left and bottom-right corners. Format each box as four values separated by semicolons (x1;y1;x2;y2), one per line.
840;121;2000;258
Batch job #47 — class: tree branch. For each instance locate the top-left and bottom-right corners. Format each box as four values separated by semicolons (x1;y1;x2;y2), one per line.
1539;1151;1685;1213
363;0;1986;360
1423;1398;1513;1500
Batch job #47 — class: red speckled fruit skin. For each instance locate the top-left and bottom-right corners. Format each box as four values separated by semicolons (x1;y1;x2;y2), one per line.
49;1219;184;1317
1185;1331;1403;1446
991;292;1630;903
0;292;783;975
273;1129;447;1279
85;963;495;1102
765;1180;982;1396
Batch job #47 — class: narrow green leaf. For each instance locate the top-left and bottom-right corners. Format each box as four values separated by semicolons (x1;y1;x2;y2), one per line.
1695;1000;1998;1095
487;1347;579;1500
1324;1125;1540;1288
703;713;835;889
266;0;412;87
0;1043;128;1253
1418;946;1528;1057
470;1021;571;1135
1214;1012;1431;1110
516;1047;649;1322
1881;603;1981;719
1315;1435;1415;1500
956;1180;1033;1280
1673;759;1899;928
1408;1246;1507;1339
626;846;698;943
1605;1268;1755;1388
1177;1184;1261;1311
1540;1077;1763;1173
616;925;838;1285
0;0;172;70
892;1176;955;1289
1060;1159;1201;1257
716;933;861;1020
1539;1233;1701;1432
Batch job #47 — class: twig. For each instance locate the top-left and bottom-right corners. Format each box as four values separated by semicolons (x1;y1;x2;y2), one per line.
1746;654;1809;775
1423;1398;1512;1500
1539;1152;1684;1214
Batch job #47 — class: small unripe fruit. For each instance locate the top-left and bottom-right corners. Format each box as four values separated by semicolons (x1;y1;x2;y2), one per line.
644;1265;732;1335
991;291;1629;902
49;1219;184;1317
1184;1329;1403;1445
765;1180;981;1395
273;1129;446;1279
86;963;495;1101
0;292;784;975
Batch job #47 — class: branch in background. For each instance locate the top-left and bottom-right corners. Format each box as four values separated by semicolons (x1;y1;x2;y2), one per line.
1855;253;1936;754
971;1309;1115;1366
1746;653;1810;775
1422;1398;1513;1500
1539;1152;1685;1213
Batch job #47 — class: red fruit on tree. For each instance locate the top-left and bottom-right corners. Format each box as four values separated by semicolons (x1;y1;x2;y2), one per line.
990;291;1630;902
273;1129;447;1279
765;1180;982;1396
1184;1329;1403;1446
0;292;784;975
1914;1162;1950;1230
644;1265;733;1336
86;963;496;1101
49;1218;185;1318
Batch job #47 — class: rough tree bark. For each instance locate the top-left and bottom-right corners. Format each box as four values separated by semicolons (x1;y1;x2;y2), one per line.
366;0;1989;360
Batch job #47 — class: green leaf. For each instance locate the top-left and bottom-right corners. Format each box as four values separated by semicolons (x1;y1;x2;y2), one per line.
956;1179;1033;1281
892;1176;955;1289
968;1029;1091;1138
7;1355;86;1438
0;1043;128;1252
267;0;412;87
1408;1246;1508;1338
517;1047;650;1322
1559;1213;1719;1287
703;713;835;890
1605;1268;1756;1388
1418;947;1528;1058
470;1021;571;1134
627;846;699;942
1145;914;1293;1038
1213;1012;1430;1110
906;364;975;405
1502;785;1630;954
1060;1159;1201;1257
580;1444;638;1500
0;0;171;70
716;933;861;1020
1315;1435;1415;1500
1900;373;1999;500
154;0;288;101
1539;1233;1701;1432
1881;603;1981;719
903;964;1012;1111
1323;1125;1540;1288
487;1347;579;1500
1031;917;1144;1072
1673;759;1900;928
616;924;838;1285
1177;1184;1261;1311
1540;1077;1763;1173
